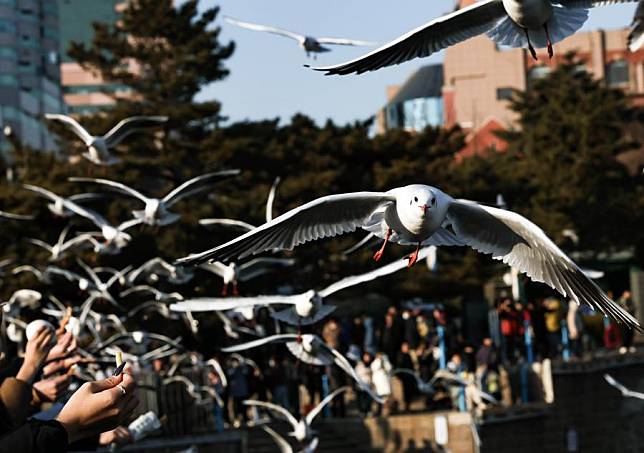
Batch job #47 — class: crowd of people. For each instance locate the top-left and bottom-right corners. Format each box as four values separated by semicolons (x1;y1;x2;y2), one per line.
199;289;638;428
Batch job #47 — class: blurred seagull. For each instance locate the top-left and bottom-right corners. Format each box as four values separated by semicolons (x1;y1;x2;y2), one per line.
163;376;223;406
1;289;42;310
21;184;102;218
244;386;349;442
224;16;376;58
200;258;296;296
26;226;97;262
127;258;194;285
120;285;185;303
629;0;644;51
173;248;433;326
45;114;167;166
311;0;636;74
222;334;383;402
70;170;241;226
177;184;640;330
24;184;142;249
261;426;319;453
604;373;644;400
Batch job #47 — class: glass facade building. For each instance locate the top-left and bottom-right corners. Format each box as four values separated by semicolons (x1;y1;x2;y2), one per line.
0;0;64;153
382;64;444;133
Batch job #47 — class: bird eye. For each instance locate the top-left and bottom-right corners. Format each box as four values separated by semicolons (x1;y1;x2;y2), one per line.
431;198;436;206
414;197;418;202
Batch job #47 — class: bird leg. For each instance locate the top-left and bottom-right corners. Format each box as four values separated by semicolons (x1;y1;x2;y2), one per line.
543;24;553;59
373;228;392;262
232;282;239;296
221;283;228;296
405;243;422;268
524;28;537;61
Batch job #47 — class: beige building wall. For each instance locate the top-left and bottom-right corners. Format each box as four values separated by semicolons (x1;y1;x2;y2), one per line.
444;27;644;130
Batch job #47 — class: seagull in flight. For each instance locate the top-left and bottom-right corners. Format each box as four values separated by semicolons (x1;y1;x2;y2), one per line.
173;247;433;326
312;0;636;74
21;184;102;218
222;334;383;403
45;114;167;166
26;226;97;262
199;257;296;296
70;170;240;226
244;386;348;442
127;258;194;285
225;16;376;58
260;426;319;453
176;184;640;330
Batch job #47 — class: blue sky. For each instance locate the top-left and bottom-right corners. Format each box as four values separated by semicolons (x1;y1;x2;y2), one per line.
197;0;637;126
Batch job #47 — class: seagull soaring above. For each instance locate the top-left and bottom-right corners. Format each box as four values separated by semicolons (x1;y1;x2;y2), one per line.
173;247;433;326
221;334;383;403
21;184;102;218
629;0;644;51
244;386;349;442
45;114;167;166
70;170;241;226
312;0;636;74
177;184;640;330
224;16;376;58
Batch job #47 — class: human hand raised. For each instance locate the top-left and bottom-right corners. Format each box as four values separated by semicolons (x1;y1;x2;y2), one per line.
17;327;54;384
56;370;139;443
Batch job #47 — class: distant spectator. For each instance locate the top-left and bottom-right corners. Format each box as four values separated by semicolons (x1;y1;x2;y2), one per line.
396;342;416;412
402;310;420;349
380;313;398;364
543;298;563;358
566;301;584;358
371;352;392;416
354;352;373;417
322;318;342;351
227;359;249;425
497;298;520;363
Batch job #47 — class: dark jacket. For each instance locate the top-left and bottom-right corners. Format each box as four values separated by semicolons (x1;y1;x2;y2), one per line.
0;419;68;453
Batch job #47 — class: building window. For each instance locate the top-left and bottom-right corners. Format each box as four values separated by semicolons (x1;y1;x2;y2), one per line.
606;60;629;87
0;47;17;60
527;66;552;88
0;75;18;86
496;87;514;101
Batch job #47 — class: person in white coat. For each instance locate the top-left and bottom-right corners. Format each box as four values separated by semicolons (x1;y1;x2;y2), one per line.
371;352;392;416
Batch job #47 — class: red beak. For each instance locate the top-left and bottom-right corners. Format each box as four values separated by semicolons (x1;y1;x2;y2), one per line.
420;204;429;214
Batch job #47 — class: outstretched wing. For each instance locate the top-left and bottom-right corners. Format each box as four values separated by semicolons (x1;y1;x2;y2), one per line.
225;16;305;42
176;192;395;265
317;37;377;46
102;116;167;147
306;386;350;425
311;0;505;75
170;296;295;312
69;177;149;203
45;114;93;144
244;400;299;429
220;334;298;353
162;170;241;206
199;218;256;232
446;200;640;330
319;247;433;298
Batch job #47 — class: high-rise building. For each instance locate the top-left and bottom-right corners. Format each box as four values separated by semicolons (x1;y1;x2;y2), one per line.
0;0;64;152
57;0;124;115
